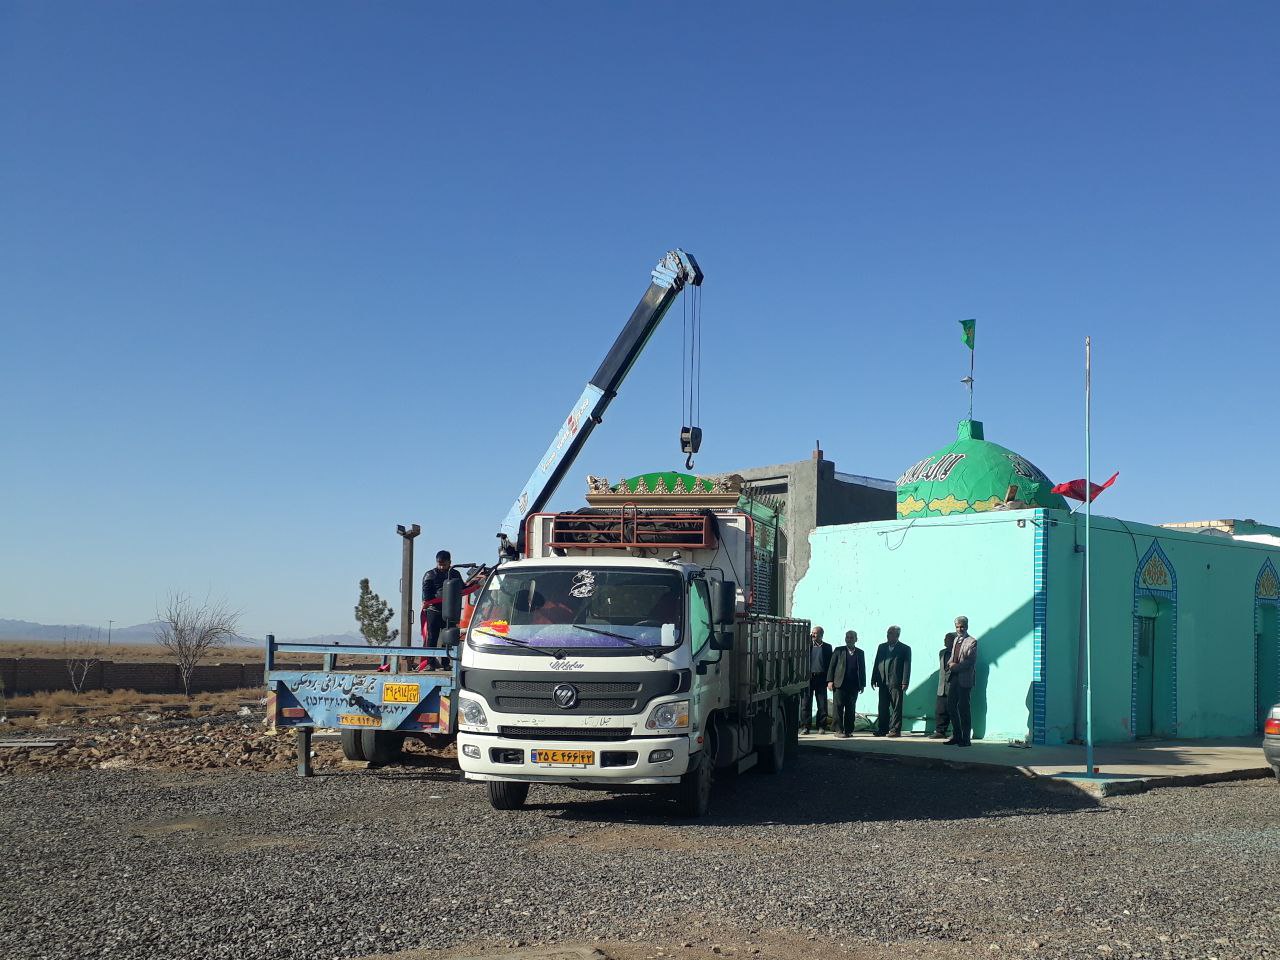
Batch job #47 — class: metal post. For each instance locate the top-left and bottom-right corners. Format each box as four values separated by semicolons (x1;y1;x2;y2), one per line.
1084;336;1094;777
107;620;114;647
395;524;421;675
296;726;313;777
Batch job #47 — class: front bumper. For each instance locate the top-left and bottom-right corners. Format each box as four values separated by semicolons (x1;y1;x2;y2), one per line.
458;731;693;785
1264;736;1280;774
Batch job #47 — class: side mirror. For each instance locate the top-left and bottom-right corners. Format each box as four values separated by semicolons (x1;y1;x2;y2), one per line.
440;580;463;623
439;627;461;650
709;579;737;625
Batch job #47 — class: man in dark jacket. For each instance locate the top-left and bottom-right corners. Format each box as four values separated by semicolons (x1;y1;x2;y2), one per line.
803;626;833;733
931;632;956;739
421;550;463;670
827;630;866;738
871;625;911;737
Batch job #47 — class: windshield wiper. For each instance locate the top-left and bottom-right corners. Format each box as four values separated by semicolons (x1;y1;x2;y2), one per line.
471;627;564;660
567;623;669;658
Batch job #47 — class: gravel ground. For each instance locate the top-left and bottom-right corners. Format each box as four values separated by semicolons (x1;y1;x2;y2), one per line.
1;750;1277;960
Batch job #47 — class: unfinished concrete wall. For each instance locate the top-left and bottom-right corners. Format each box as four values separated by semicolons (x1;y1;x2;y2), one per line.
733;456;895;615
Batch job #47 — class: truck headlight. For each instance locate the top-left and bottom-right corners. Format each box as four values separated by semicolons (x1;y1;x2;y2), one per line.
645;699;690;730
459;695;489;727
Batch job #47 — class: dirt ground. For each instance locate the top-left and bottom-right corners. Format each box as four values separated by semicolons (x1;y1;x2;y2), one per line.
0;687;453;775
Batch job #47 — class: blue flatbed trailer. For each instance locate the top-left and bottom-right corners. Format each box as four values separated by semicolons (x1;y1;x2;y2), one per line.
264;635;458;776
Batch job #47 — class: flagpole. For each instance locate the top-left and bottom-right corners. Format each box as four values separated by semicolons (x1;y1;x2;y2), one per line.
1085;336;1094;777
969;342;975;420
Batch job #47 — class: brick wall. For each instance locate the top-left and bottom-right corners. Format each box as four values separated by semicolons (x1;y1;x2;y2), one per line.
0;658;283;696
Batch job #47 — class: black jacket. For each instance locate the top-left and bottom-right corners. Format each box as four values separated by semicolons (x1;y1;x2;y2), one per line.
871;641;912;689
808;641;834;676
422;566;463;604
828;645;866;691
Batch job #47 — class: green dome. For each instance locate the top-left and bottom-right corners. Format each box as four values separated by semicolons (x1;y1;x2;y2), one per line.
896;420;1067;518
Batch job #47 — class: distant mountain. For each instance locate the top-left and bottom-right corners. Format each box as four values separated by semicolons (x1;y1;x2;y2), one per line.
0;619;163;645
0;619;360;648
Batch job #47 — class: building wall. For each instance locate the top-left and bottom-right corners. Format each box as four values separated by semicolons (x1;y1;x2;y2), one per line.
0;658;280;696
793;511;1038;742
1042;509;1280;742
733;457;895;616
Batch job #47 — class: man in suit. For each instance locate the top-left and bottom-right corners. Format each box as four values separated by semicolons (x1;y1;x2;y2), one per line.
946;616;979;746
930;632;956;739
803;626;833;733
871;625;911;738
827;629;866;738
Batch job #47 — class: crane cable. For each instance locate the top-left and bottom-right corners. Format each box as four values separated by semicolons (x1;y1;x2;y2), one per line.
681;284;703;471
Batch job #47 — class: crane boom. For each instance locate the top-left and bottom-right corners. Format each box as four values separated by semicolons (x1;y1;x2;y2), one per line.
497;249;703;554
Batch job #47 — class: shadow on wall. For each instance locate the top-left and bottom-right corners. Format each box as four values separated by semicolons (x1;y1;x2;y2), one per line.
909;596;1035;741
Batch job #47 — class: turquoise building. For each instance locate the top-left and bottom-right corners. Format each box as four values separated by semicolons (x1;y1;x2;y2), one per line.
793;420;1280;744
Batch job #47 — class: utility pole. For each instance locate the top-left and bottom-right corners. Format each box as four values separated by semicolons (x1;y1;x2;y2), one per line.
396;525;421;651
108;620;114;648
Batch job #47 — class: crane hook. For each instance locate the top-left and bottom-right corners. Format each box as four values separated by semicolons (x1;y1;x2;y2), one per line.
680;426;702;474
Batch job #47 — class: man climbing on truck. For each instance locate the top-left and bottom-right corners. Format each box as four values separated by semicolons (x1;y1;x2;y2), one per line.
421;550;463;670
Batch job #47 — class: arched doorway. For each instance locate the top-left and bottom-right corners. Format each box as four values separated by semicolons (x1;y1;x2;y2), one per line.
1133;542;1177;739
1256;560;1280;731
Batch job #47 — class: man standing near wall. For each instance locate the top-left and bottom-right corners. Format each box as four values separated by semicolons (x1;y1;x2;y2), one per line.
803;626;833;733
871;626;911;737
946;616;979;746
931;632;956;739
827;629;866;738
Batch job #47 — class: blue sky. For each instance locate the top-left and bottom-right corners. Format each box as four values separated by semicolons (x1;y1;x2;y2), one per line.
2;2;1277;638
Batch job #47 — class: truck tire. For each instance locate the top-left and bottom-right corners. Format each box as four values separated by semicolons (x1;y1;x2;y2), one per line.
487;780;530;810
758;708;786;774
361;730;404;765
340;729;367;762
677;751;713;818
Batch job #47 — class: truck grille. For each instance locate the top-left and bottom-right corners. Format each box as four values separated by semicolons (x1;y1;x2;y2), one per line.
498;726;632;742
493;679;639;695
464;668;684;716
496;696;634;713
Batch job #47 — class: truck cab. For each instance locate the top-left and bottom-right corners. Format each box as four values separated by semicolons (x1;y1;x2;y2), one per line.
457;477;809;816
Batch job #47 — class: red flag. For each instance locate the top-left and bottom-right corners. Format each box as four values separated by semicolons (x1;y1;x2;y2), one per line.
1052;471;1119;502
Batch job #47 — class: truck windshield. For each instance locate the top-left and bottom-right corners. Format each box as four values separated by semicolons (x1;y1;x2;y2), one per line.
469;567;684;652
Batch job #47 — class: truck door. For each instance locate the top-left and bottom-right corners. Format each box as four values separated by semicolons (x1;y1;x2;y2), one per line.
690;579;729;714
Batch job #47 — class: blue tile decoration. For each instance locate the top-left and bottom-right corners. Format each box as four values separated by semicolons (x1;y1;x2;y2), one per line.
1132;540;1177;738
1032;510;1049;744
1255;559;1279;723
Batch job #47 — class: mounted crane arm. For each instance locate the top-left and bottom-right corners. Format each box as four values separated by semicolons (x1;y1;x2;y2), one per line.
497;249;703;556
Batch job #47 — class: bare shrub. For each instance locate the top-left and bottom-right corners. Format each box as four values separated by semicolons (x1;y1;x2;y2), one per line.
67;649;101;693
154;593;242;698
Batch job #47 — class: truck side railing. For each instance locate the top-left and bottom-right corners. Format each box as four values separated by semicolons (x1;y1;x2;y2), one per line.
733;615;810;706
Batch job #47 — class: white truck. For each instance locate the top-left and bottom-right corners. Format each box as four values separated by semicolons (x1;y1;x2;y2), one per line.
453;486;809;816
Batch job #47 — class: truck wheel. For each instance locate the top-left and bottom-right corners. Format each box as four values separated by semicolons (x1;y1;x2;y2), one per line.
759;709;786;774
340;729;366;762
783;695;800;764
361;730;404;765
677;752;713;818
488;780;530;810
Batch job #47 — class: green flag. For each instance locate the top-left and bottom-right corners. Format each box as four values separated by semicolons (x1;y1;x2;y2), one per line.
960;318;976;350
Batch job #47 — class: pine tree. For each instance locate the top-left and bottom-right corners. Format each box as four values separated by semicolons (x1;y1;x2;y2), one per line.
354;578;398;646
